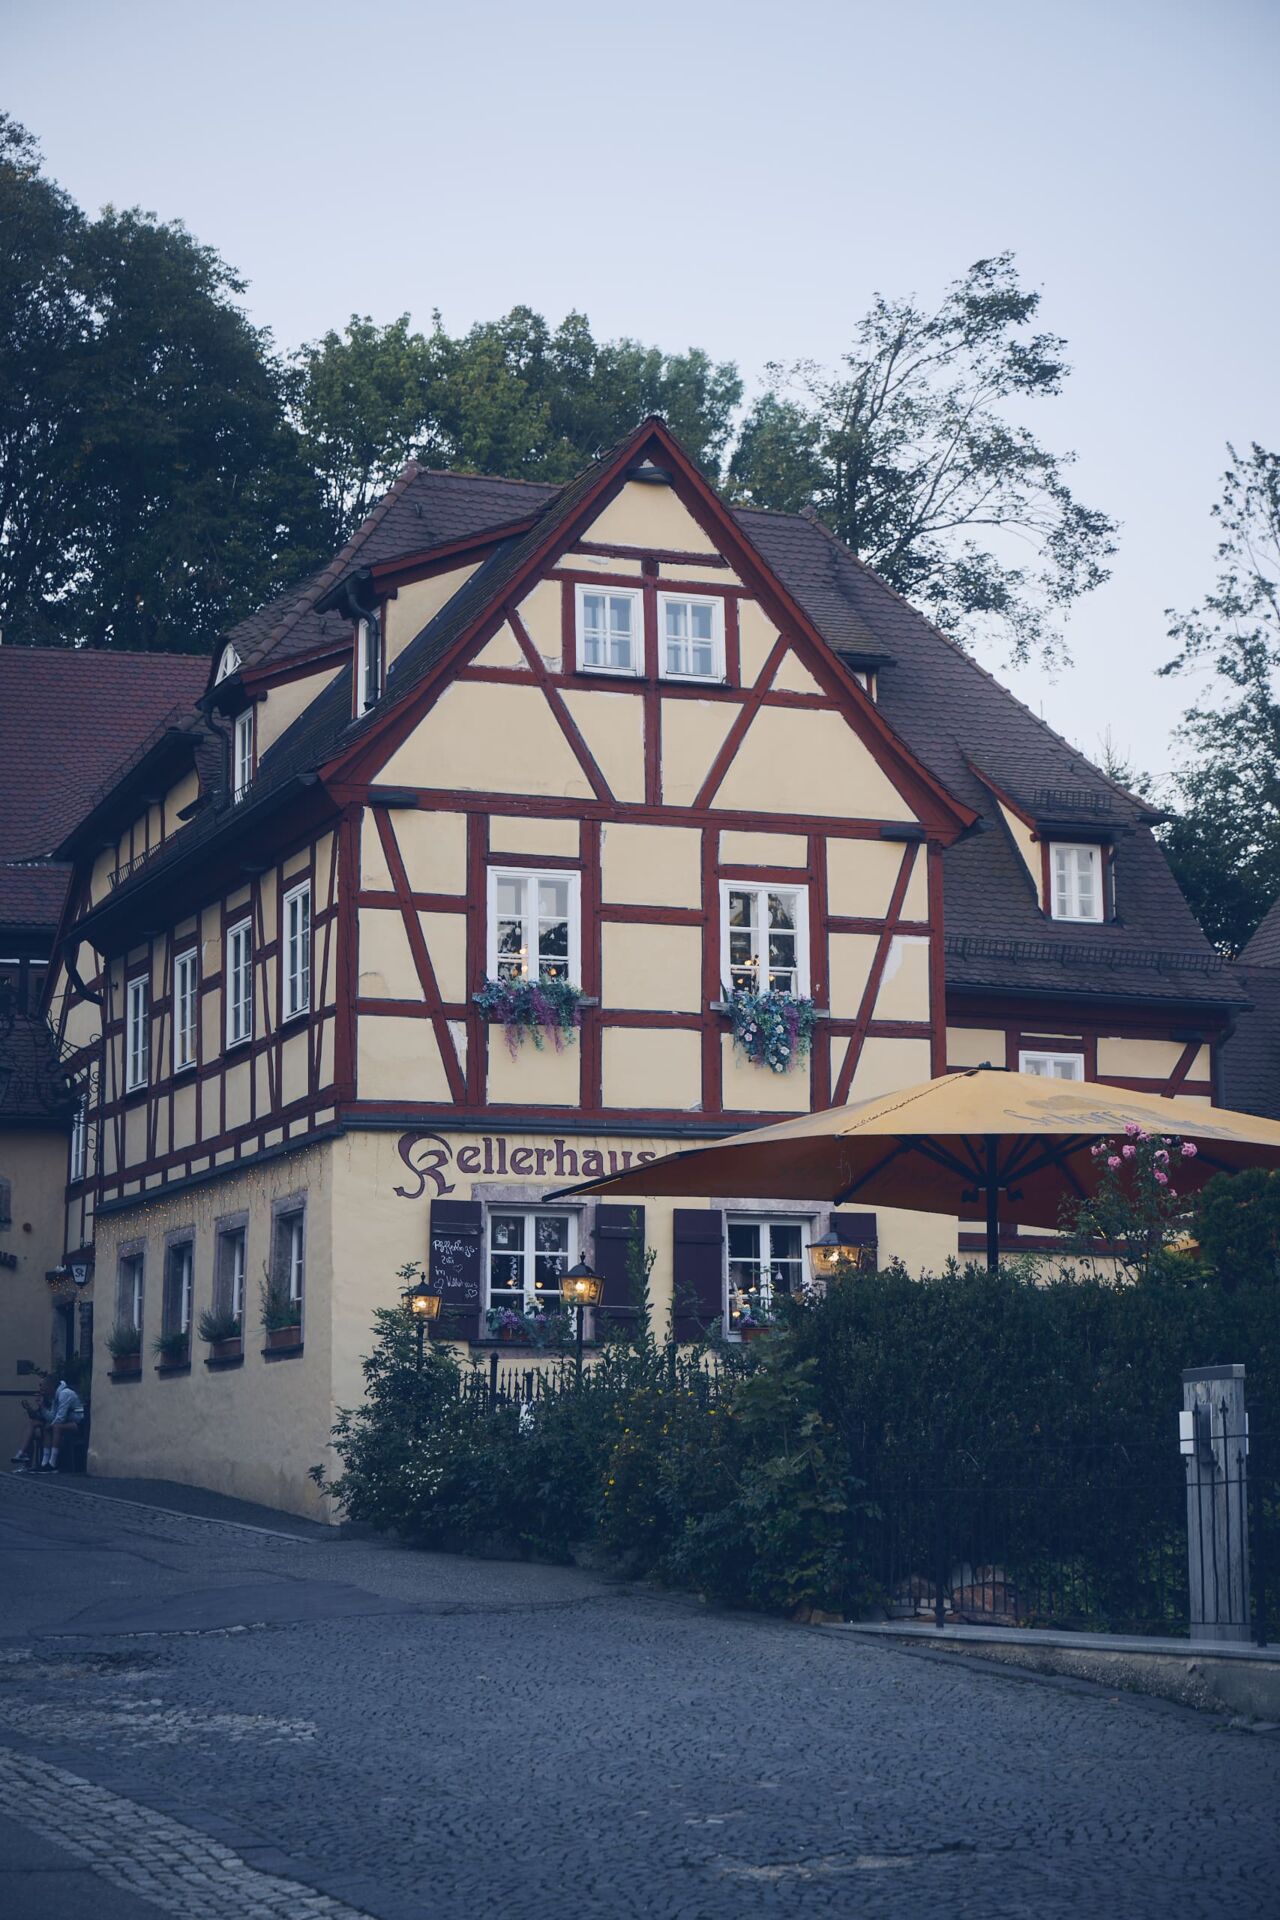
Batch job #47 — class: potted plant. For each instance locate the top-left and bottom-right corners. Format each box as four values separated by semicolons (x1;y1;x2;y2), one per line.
107;1321;142;1376
152;1327;190;1369
524;1302;574;1350
197;1305;243;1361
735;1290;777;1343
485;1305;530;1343
260;1278;302;1350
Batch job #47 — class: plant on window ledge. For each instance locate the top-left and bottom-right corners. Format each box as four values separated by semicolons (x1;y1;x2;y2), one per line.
723;987;818;1073
152;1328;190;1365
197;1306;242;1345
486;1305;532;1342
732;1287;778;1340
474;975;584;1057
107;1322;141;1369
260;1282;303;1359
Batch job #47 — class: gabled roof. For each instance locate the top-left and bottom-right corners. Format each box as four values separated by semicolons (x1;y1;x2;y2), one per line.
0;647;208;939
218;468;558;684
75;422;1236;1012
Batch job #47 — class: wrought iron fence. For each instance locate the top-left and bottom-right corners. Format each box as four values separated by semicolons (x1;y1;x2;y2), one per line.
863;1418;1275;1644
453;1343;744;1418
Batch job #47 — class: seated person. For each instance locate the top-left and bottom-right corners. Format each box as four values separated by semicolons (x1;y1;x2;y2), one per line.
11;1382;55;1468
37;1374;85;1471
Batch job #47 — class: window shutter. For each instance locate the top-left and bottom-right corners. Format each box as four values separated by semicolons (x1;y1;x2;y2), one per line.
830;1211;878;1270
591;1204;646;1332
428;1198;484;1342
671;1209;724;1342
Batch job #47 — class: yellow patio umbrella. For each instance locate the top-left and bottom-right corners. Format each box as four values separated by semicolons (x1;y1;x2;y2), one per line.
552;1066;1280;1271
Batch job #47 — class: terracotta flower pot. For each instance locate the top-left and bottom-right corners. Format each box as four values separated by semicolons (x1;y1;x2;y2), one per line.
740;1325;773;1344
209;1337;243;1361
266;1324;302;1350
111;1352;141;1376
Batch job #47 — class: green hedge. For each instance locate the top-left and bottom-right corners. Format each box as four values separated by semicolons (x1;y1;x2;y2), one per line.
317;1265;1280;1619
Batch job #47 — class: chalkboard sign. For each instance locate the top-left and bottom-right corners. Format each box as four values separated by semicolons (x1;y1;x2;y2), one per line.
428;1199;483;1341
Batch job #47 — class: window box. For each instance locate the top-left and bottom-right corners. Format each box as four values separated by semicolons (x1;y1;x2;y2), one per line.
720;988;819;1074
109;1353;142;1380
265;1323;303;1352
474;977;587;1056
206;1340;244;1367
739;1323;776;1345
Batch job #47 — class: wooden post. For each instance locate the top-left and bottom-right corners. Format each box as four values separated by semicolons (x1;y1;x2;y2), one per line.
1182;1365;1251;1644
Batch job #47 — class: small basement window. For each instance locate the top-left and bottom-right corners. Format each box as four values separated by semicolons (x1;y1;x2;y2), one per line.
1050;842;1103;923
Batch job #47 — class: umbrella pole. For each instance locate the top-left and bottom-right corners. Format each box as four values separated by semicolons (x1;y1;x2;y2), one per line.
985;1137;1000;1273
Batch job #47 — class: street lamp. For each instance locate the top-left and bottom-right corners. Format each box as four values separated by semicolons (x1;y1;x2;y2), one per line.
807;1228;871;1287
561;1259;605;1377
401;1277;442;1368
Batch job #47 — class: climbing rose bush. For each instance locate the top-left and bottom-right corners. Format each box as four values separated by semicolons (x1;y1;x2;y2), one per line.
1064;1124;1196;1280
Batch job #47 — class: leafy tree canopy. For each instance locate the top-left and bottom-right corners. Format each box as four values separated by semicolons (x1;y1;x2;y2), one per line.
292;306;743;549
1159;443;1280;952
727;254;1117;668
0;114;324;652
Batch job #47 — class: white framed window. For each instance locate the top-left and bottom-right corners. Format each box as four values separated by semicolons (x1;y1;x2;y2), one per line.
575;584;642;675
487;1209;576;1314
659;593;724;681
1019;1050;1085;1081
174;947;198;1070
275;1209;305;1305
487;867;580;983
1051;842;1103;923
726;1217;810;1331
126;976;150;1090
218;1225;247;1323
118;1250;144;1331
232;709;254;803
282;882;311;1020
356;612;382;714
720;882;809;996
70;1094;87;1185
165;1240;193;1336
226;920;253;1046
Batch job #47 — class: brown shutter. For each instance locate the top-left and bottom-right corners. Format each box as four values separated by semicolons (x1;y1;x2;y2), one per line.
830;1211;878;1269
591;1204;646;1332
671;1208;724;1342
428;1199;484;1342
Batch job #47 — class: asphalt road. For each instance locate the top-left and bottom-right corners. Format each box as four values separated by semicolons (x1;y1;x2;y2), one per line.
1;1473;1277;1920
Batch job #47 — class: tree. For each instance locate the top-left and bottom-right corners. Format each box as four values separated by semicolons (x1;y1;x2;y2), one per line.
0;116;322;652
292;305;743;547
728;254;1117;667
1159;444;1280;953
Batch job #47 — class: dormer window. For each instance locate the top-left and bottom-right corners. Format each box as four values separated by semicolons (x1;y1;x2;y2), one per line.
232;709;254;804
356;610;383;714
215;644;242;684
1050;842;1103;923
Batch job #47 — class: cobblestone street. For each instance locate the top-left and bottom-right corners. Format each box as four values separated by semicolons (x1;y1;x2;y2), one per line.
1;1474;1277;1920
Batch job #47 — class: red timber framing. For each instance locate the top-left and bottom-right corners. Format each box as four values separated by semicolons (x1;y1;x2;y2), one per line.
81;824;346;1204
947;994;1224;1101
349;788;943;1130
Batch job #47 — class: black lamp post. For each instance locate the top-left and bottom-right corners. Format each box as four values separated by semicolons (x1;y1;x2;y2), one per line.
401;1277;442;1368
561;1259;605;1378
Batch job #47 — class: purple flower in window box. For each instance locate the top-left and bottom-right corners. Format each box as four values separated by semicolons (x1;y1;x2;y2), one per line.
723;987;817;1074
474;976;584;1057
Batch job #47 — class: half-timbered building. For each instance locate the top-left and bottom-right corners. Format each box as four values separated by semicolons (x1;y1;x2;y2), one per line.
38;418;1243;1515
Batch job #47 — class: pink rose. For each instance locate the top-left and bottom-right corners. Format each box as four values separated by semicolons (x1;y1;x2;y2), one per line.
1154;1171;1168;1185
1107;1156;1122;1169
1181;1142;1198;1158
1125;1122;1141;1137
1169;1188;1177;1199
1154;1149;1169;1165
1121;1144;1136;1159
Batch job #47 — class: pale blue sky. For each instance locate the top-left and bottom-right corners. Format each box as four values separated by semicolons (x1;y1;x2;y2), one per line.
6;0;1278;782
